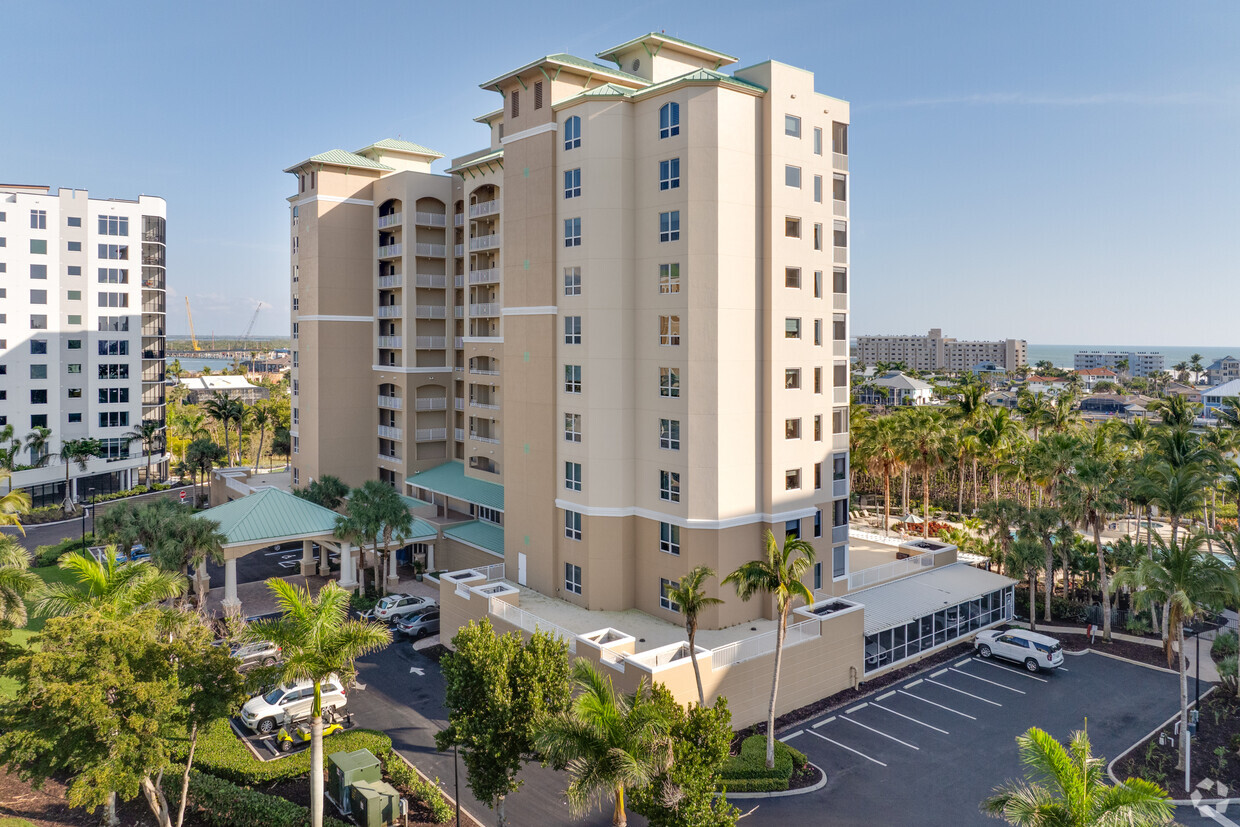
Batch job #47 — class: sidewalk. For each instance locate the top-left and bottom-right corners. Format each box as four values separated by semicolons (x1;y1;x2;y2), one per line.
1033;622;1220;683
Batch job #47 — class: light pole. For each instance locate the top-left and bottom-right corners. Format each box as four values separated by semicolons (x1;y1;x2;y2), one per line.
453;742;460;827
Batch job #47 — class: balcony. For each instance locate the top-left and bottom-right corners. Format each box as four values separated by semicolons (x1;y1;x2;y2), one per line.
377;306;402;319
455;398;465;411
378;212;403;229
415;273;446;289
454;214;464;227
470;433;500;444
378;424;402;440
833;246;847;264
415;305;447;319
833;152;848;172
454;428;465;442
469;234;500;251
415;212;447;227
469;303;500;317
378;243;402;259
834;199;847;218
416;243;446;258
415;336;446;349
454;274;464;288
415;428;448;442
469;200;502;218
455;306;464;319
454;337;464;349
414;398;447;411
470;367;500;376
378;274;403;288
469;267;500;285
378;335;402;348
378;395;402;410
454;243;464;257
470;399;500;411
378;453;402;466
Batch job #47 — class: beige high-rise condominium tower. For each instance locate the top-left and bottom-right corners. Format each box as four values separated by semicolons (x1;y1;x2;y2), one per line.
287;34;851;629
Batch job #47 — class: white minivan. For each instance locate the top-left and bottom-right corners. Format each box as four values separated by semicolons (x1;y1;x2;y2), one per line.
239;675;347;734
974;629;1064;672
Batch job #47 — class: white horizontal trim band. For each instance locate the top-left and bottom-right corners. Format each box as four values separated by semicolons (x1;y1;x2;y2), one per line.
291;195;374;207
552;500;821;530
371;365;452;374
298;315;373;322
501;306;557;316
500;121;559;145
462;336;504;344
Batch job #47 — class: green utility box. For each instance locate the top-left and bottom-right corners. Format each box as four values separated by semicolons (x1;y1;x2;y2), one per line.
349;780;402;827
327;748;381;814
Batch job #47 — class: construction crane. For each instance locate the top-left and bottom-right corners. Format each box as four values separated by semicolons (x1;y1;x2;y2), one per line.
185;297;202;351
240;302;263;347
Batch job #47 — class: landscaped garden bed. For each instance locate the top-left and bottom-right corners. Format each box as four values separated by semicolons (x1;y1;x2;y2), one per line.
1114;689;1240;793
719;734;816;793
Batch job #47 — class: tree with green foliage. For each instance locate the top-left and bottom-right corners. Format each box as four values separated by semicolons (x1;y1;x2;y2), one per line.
202;393;242;465
55;437;104;512
537;660;672;827
125;420;163;486
982;725;1173;826
629;685;739;827
248;581;391;827
0;536;39;631
185;438;226;506
348;480;411;595
0;471;31;534
722;530;816;770
436;620;571;827
1006;535;1045;632
293;474;350;510
249;402;271;473
664;565;723;707
33;550;185;620
22;426;53;468
1062;449;1122;641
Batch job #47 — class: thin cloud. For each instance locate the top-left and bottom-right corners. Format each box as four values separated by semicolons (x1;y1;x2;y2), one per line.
863;90;1223;109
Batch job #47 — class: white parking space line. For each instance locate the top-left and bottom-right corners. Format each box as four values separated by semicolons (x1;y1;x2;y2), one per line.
840;716;919;749
926;678;1003;707
906;679;924;688
972;658;1049;682
781;730;804;742
931;668;948;678
949;667;1026;694
812;716;836;729
1200;805;1240;826
807;729;887;767
870;702;949;735
846;702;869;714
955;658;971;667
877;691;896;701
898;690;977;720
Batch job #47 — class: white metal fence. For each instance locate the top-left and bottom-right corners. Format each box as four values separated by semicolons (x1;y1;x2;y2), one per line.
709;619;821;671
848;553;936;590
489;599;577;653
478;563;504;582
848;528;904;546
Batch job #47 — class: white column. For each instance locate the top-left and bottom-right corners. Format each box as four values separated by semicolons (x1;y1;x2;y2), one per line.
425;543;435;572
221;558;241;615
194;560;209;605
386;546;399;588
319;540;332;577
300;540;315;576
337;542;357;590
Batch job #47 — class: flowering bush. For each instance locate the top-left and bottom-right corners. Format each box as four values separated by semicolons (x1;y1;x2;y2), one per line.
892;520;954;538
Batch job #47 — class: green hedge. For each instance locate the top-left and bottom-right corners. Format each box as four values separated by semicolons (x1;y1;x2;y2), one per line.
383;753;454;823
718;734;807;793
1213;630;1239;662
34;534;94;567
175;770;350;827
189;719;392;785
88;483;174;504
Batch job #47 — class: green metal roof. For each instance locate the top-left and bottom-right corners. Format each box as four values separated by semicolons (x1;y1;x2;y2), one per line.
195;487;340;547
479;53;647;91
402;518;439;543
555;67;765;112
596;32;738;64
443;521;504;557
283;149;394;174
406;461;504;511
356;138;444;159
400;494;431;509
446;148;503;175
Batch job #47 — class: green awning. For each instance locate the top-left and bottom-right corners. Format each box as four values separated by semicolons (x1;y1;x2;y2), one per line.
195;487;339;547
443;521;504;557
406;461;504;511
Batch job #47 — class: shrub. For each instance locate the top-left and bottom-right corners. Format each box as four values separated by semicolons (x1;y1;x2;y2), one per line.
1212;631;1239;662
189;718;392;785
350;590;381;615
86;483;174;504
1125;616;1153;636
384;753;454;823
174;771;351;827
1218;655;1238;696
718;734;807;793
34;534;94;567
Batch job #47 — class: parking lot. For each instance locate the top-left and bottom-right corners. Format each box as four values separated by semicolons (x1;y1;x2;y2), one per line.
759;649;1201;827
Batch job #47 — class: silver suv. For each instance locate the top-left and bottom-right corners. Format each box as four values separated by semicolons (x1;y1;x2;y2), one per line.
239;675;347;734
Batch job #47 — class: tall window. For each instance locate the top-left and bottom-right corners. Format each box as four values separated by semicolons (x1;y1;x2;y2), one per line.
564;364;582;393
832;122;848;155
564;168;581;198
534;80;544;110
813;126;823;155
659;367;680;398
564;315;582;344
785;114;801;137
30;210;46;229
785;165;802;188
564;217;581;247
813;175;823;203
834;268;848;294
98;215;128;236
834;174;847;203
814;319;823;346
511;89;519;117
659;470;681;503
660;579;681;612
659;263;680;294
815;509;823;538
659;102;680;138
564;267;582;296
815;414;823;441
659;315;680;346
565;461;582;492
834;221;847;249
814;561;823;590
659;211;680;242
834;314;846;341
565;513;582;542
565;561;582;592
564;413;582;442
833;545;847;579
660;522;680;555
813;223;823;251
564;116;581;149
659;158;680;190
659;418;680;450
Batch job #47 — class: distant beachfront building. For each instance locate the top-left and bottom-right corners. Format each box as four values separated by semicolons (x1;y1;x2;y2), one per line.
854;371;934;406
1202;379;1240;418
179;375;268;404
1073;350;1163;378
855;328;1026;372
1074;367;1117;390
1207;356;1240;385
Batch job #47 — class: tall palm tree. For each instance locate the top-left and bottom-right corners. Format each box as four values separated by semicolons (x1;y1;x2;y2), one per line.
1062;452;1121;641
979;499;1025;577
1190;353;1205;381
248;580;391;827
1115;533;1235;772
203;393;238;464
976;407;1024;500
905;409;951;535
722;530;815;769
0;471;32;535
0;535;40;629
54;437;104;512
948;381;988;513
664;565;723;706
249;403;271;473
1016;390;1053;442
1141;461;1208;546
982;725;1174;826
536;660;671;827
859;416;904;533
1172;361;1189;384
1021;507;1063;623
0;424;22;477
23;426;53;468
33;549;185;619
125;420;162;486
1006;535;1044;632
1149;395;1199;429
184;438;226;506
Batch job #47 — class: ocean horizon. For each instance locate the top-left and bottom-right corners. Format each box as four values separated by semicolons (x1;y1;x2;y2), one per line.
1026;345;1240;370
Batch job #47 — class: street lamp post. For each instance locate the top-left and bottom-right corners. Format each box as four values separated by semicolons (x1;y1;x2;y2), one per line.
453;742;460;827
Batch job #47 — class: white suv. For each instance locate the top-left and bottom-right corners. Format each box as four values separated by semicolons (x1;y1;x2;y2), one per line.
975;629;1064;672
373;593;436;623
239;675;347;734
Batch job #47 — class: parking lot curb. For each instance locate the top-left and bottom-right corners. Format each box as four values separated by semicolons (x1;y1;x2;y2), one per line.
1105;684;1217;803
722;762;829;799
390;749;485;827
1084;647;1181;676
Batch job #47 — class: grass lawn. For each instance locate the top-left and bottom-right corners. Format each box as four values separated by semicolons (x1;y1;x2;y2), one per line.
0;564;78;698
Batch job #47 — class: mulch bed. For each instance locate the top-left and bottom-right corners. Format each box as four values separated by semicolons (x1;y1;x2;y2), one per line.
419;643;451;664
1115;690;1240;793
0;769;206;827
1055;632;1187;672
787;761;823;792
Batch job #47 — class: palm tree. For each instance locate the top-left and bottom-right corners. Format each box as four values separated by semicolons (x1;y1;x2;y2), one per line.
349;480;413;594
184;438;226;506
0;424;22;477
1062;452;1121;641
1016;390;1052;441
1190;353;1205;382
33;549;185;619
0;471;32;535
23;426;53;468
664;565;723;706
125;420;163;486
536;660;671;827
249;403;271;472
54;437;104;512
1141;461;1207;546
859;416;904;533
948;383;987;515
1006;535;1044;631
1172;361;1189;384
976;407;1024;500
0;535;40;629
1021;507;1063;623
722;530;815;769
979;498;1025;576
982;725;1174;826
905;409;951;535
248;580;391;827
1115;533;1235;772
203;393;239;464
1149;394;1199;429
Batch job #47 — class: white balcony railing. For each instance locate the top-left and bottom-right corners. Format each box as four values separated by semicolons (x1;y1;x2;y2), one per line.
377;243;402;258
454;274;464;288
377;306;402;318
469;303;500;317
468;200;501;218
833;152;848;171
415;273;446;288
414;211;447;227
415;428;447;441
710;619;820;670
378;335;402;348
377;425;402;440
454;213;464;227
454;428;465;441
834;199;847;218
847;552;936;591
454;398;464;411
415;305;447;319
470;368;500;376
455;306;464;319
378;453;401;465
454;244;464;257
415;336;446;349
470;400;500;410
454;337;464;349
414;397;447;411
833;246;847;264
378;274;403;288
469;234;499;251
469;268;500;285
470;433;500;444
377;394;402;410
378;212;402;229
490;599;576;653
415;243;446;258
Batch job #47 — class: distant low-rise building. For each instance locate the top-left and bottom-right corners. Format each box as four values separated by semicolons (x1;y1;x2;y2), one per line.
1161;382;1202;404
1079;393;1152;420
1074;367;1118;390
1202;379;1240;418
856;328;1026;372
1023;375;1070;396
1207;356;1240;386
1073;351;1164;378
179;375;269;404
854;371;935;406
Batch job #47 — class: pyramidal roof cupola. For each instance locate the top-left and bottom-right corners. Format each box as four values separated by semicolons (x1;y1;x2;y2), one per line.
595;32;738;83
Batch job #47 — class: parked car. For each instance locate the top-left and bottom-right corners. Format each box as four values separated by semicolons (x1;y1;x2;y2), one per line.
373;593;436;623
394;607;440;640
239;675;347;734
974;629;1064;672
230;640;282;671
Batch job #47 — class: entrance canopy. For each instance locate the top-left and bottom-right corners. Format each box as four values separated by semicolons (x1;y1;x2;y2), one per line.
195;486;340;551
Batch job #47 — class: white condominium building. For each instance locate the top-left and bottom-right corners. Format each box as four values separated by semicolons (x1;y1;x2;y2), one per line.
1073;350;1164;378
856;327;1027;372
0;185;168;506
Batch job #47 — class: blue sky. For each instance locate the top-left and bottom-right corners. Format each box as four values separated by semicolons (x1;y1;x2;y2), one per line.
3;1;1237;344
